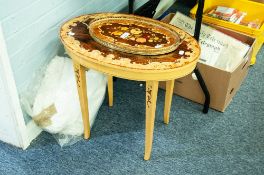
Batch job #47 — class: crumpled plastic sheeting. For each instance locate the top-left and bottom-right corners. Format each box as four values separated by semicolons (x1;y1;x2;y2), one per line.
21;56;107;147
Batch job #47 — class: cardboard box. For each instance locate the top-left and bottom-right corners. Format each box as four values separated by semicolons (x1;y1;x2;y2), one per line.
160;13;255;112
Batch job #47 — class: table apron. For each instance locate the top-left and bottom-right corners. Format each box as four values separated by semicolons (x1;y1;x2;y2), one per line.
68;52;196;82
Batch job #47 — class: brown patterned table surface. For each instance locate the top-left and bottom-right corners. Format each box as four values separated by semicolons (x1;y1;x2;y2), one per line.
60;13;200;70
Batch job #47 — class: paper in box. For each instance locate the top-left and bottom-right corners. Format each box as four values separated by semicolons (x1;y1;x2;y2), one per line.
159;13;255;112
189;0;264;65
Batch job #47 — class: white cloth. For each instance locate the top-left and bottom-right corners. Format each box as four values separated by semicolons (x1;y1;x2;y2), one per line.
31;56;107;135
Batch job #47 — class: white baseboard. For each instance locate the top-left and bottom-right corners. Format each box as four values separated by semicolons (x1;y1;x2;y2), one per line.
23;120;42;149
0;23;28;149
0;130;20;147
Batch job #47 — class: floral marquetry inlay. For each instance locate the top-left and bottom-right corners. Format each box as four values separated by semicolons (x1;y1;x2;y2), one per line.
60;13;200;70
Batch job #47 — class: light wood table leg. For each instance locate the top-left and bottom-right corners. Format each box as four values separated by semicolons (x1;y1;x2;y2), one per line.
108;75;113;107
144;81;159;160
163;80;175;125
73;62;90;139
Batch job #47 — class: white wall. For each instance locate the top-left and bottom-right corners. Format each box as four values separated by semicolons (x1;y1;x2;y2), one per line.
0;0;147;93
0;67;20;147
0;24;28;148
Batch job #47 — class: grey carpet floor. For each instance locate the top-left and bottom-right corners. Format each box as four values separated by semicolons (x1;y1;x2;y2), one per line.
1;46;264;174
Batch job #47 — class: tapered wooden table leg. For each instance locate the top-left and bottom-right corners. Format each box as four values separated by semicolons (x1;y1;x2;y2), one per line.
164;80;175;124
108;75;113;107
144;81;159;160
73;62;90;139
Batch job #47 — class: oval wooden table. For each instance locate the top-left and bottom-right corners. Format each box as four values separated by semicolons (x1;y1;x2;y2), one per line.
60;13;200;160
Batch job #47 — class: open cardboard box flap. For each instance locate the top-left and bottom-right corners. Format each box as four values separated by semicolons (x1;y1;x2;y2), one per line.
160;13;255;112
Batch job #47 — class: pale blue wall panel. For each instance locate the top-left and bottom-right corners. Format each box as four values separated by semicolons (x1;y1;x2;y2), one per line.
1;0;147;91
10;26;59;81
1;0;65;37
15;40;58;91
6;0;88;56
0;0;36;19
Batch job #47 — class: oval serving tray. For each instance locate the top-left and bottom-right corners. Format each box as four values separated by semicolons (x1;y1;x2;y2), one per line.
88;14;182;55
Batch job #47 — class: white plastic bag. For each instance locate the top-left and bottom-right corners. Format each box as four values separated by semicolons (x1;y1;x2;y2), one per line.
21;56;107;146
